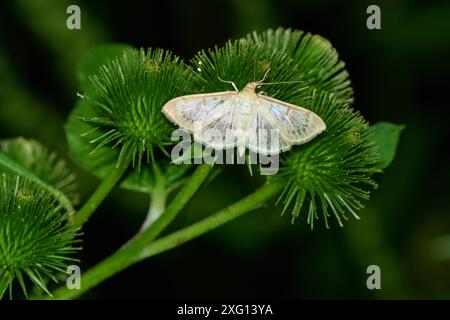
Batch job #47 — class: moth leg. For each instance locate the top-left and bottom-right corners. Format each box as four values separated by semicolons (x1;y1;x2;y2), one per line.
217;76;239;92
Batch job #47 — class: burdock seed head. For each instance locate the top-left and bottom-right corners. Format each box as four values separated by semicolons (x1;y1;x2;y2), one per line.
81;48;193;169
277;91;380;228
0;172;79;298
0;137;79;205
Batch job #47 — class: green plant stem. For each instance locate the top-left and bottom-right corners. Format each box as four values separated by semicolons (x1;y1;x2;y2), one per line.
50;163;212;299
140;184;167;230
131;163;212;245
72;159;131;228
140;164;167;230
137;180;284;261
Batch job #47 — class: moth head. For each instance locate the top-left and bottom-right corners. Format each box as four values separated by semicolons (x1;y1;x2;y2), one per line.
245;82;263;92
255;68;271;89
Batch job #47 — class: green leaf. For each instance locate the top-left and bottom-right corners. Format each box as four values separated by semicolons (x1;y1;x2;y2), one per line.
77;44;135;95
66;44;192;194
372;122;404;170
66;44;135;187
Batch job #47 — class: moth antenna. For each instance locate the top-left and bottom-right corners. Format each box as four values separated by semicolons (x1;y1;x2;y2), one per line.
259;80;303;86
217;75;239;92
258;68;271;83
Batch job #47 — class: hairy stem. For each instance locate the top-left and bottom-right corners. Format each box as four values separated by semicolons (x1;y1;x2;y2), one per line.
72;159;131;228
50;163;212;299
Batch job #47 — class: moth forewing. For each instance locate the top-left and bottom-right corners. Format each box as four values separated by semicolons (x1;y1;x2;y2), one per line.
161;83;326;155
162;91;236;131
257;94;326;145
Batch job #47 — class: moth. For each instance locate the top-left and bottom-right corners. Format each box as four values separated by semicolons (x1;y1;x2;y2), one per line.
162;75;326;156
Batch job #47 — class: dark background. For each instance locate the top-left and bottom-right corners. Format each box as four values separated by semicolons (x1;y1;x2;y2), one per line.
1;0;450;299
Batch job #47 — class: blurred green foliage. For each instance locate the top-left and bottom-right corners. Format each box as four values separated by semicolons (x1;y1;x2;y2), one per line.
0;0;449;299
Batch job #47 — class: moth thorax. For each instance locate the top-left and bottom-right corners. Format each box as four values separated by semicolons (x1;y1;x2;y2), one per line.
240;100;252;114
242;82;260;93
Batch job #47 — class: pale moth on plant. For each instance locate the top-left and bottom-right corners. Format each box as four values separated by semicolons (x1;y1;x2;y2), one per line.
162;70;326;156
